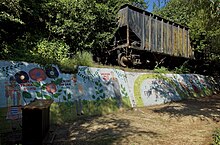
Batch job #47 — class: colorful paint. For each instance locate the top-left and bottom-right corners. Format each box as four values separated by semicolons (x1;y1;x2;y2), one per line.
0;60;219;111
0;61;132;110
77;66;132;108
126;72;220;107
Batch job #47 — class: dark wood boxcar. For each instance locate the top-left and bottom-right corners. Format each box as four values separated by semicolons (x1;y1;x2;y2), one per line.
112;4;194;67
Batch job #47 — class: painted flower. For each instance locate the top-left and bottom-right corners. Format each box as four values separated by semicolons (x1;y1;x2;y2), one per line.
45;67;59;78
29;68;47;82
14;71;29;84
46;83;57;94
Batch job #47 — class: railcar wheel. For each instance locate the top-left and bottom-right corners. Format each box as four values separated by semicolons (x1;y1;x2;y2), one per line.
117;53;128;67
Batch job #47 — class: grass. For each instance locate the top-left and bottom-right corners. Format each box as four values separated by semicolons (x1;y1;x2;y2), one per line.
213;128;220;145
0;97;130;133
93;63;154;73
50;97;131;124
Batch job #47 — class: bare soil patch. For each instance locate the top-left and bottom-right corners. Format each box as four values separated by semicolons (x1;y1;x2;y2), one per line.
52;94;220;145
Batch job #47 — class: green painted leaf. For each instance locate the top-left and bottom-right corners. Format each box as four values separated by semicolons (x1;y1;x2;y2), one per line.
95;82;98;85
100;93;105;99
53;93;61;98
96;91;99;94
55;78;63;85
92;95;96;99
99;89;103;93
58;89;62;92
32;82;41;87
36;92;42;98
63;96;67;100
68;93;71;99
22;91;32;98
42;84;47;90
44;95;51;99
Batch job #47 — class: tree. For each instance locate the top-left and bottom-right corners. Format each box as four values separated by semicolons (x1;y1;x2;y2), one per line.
154;0;220;60
45;0;147;54
0;0;51;60
0;0;147;63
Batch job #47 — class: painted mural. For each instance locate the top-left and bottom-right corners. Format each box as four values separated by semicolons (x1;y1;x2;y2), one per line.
126;72;220;107
77;66;132;108
0;61;70;108
0;60;220;112
0;61;131;112
2;60;220;132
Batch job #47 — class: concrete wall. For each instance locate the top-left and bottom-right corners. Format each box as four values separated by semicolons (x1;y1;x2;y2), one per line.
0;60;219;123
0;61;71;108
1;60;220;109
126;72;220;107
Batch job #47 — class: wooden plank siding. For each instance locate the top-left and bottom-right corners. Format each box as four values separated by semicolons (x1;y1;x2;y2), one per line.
117;5;194;59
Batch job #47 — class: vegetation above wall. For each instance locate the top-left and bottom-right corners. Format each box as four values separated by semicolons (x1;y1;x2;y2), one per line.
0;0;146;67
1;0;219;74
153;0;220;61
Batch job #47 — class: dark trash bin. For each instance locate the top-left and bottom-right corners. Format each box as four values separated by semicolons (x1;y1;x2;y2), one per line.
22;99;53;145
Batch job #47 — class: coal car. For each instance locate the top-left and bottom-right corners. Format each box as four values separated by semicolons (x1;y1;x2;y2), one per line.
110;4;194;67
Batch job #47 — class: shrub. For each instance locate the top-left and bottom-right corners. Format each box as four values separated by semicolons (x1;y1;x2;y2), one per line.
32;39;70;64
154;66;170;74
213;128;220;145
174;61;190;74
58;51;94;73
59;58;78;73
73;51;94;67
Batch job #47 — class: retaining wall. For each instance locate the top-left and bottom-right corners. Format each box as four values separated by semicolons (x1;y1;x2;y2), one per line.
0;60;219;126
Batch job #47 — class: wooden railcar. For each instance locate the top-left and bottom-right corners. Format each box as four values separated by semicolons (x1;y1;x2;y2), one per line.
111;4;194;67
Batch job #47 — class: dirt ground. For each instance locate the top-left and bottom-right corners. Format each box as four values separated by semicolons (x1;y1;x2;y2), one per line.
52;94;220;145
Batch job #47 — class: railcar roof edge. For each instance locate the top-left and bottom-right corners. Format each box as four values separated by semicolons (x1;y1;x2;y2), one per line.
120;4;189;29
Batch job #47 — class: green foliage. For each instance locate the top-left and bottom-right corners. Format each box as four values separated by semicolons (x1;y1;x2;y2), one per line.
59;51;94;73
0;0;51;60
1;0;147;63
74;51;94;67
154;66;170;74
173;61;190;74
32;39;70;64
213;128;220;145
45;0;146;53
153;66;170;73
153;59;171;73
153;61;190;74
50;97;131;124
59;58;78;73
154;0;220;58
0;0;23;24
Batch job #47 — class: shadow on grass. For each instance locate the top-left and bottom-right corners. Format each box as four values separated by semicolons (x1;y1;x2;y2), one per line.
52;114;159;145
49;97;154;144
50;97;131;124
151;94;220;121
